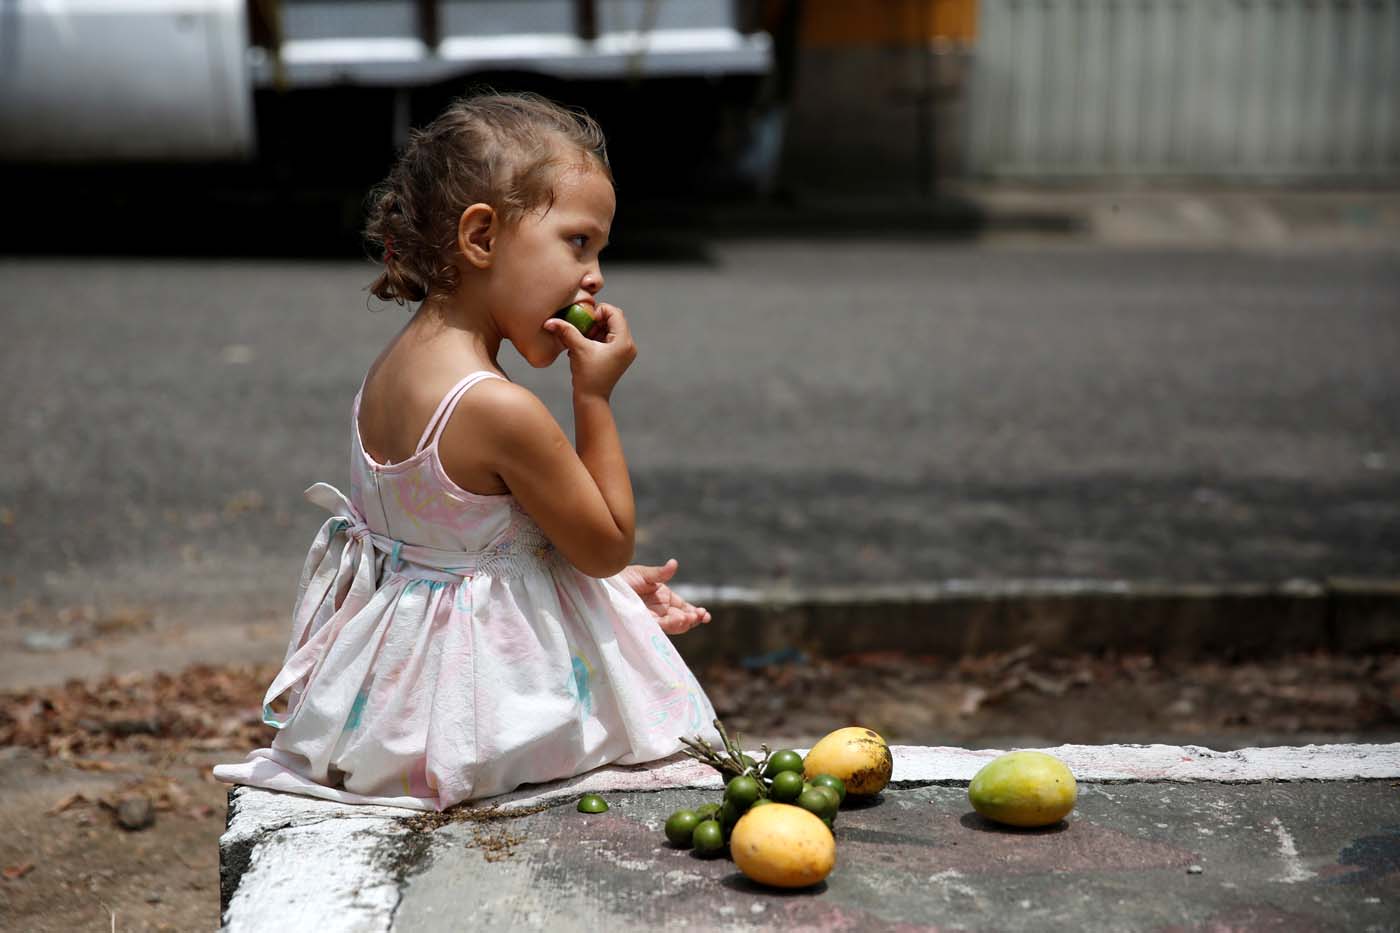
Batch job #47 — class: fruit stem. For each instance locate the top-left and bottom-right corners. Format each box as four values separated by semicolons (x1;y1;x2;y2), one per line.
678;719;767;790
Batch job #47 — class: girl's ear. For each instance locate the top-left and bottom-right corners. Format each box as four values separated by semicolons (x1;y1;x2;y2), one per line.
457;203;496;269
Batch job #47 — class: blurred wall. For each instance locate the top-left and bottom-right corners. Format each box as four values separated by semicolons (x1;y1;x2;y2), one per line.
967;0;1400;182
775;0;978;198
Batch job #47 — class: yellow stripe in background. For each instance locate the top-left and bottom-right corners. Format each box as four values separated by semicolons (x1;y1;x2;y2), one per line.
797;0;978;48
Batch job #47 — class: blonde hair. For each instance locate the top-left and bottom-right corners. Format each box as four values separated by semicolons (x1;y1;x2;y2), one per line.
364;91;611;305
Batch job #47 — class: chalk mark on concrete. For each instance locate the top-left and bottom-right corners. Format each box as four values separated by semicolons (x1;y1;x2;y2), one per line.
1269;817;1316;884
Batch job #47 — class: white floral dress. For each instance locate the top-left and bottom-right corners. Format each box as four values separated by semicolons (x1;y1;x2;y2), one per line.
215;372;719;810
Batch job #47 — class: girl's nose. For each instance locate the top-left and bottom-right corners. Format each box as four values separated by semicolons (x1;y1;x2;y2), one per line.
582;265;603;294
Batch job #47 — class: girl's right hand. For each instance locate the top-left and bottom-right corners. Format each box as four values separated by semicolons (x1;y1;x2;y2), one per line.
544;302;636;400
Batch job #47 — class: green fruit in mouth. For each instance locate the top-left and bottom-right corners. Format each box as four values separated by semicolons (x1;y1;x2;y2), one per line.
554;303;595;334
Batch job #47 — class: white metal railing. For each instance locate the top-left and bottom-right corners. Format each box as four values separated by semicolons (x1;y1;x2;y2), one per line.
251;0;772;86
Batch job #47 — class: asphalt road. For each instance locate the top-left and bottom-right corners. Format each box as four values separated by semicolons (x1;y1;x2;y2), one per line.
2;240;1398;623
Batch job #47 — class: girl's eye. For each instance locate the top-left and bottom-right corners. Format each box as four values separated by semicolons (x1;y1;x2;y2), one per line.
569;234;589;249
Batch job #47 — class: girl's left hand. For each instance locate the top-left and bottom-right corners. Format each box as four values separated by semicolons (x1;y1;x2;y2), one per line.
620;559;712;635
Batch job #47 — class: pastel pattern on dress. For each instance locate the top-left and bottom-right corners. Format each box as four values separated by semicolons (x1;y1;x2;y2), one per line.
211;372;722;811
568;653;595;716
394;471;480;534
346;687;370;731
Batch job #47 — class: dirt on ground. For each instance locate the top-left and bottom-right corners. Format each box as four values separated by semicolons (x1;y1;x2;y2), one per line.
703;648;1400;750
2;651;1399;931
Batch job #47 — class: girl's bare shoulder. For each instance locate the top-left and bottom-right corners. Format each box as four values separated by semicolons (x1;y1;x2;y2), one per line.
441;377;560;450
358;339;494;464
436;377;565;496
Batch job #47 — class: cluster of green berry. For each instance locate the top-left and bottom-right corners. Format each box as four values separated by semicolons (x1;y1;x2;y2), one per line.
662;747;846;856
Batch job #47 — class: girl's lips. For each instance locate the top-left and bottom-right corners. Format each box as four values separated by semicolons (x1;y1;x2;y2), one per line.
554;300;595;317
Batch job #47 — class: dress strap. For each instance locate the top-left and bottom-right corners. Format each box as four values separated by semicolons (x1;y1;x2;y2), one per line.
351;373;368;418
414;371;505;454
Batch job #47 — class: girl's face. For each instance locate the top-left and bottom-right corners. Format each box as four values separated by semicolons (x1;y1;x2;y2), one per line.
487;162;615;367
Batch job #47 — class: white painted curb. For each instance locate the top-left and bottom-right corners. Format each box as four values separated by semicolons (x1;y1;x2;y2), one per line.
483;741;1400;812
220;743;1400;932
226;742;1400;835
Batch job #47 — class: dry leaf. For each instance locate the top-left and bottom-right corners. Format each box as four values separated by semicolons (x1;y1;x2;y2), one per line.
47;792;92;815
2;863;35;880
959;686;988;717
1023;670;1069;697
92;608;155;636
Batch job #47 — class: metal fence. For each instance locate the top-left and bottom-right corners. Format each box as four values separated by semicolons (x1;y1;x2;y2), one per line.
967;0;1400;180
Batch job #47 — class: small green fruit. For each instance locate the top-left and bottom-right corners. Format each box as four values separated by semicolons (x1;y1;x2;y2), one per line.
694;802;721;820
797;787;838;822
725;775;761;809
809;773;847;807
555;302;595;334
692;819;725;856
664;809;700;846
577;793;608;813
770;769;804;803
764;749;804;777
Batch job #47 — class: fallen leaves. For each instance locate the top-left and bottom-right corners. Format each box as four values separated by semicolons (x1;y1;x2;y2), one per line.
0;666;274;836
704;648;1400;743
43;771;217;833
47;792;92;815
0;663;277;762
3;863;35;880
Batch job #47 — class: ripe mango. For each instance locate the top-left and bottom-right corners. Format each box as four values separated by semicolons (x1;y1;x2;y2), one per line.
731;803;835;888
803;726;893;797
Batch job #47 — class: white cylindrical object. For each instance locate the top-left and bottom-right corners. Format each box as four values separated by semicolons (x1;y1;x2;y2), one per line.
0;0;254;161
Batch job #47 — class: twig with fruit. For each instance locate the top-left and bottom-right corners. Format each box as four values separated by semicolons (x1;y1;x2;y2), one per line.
579;720;1082;891
677;718;767;782
664;721;893;888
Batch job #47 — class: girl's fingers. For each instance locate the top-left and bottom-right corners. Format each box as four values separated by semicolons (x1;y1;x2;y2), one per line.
544;318;590;351
593;303;630;341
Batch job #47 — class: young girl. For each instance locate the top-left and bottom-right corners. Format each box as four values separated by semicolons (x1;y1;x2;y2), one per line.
214;92;721;811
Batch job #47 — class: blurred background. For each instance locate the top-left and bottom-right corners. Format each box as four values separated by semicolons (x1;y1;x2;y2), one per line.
1;2;1398;927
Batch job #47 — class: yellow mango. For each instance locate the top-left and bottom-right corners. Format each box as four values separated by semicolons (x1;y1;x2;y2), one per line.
803;726;893;797
730;803;836;888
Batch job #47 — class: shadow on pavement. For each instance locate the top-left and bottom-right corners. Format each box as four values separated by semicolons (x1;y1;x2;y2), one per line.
0;164;1083;264
957;812;1071;835
719;874;829;896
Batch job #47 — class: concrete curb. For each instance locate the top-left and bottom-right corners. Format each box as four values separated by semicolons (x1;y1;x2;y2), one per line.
639;188;1400;251
669;577;1400;668
219;743;1400;932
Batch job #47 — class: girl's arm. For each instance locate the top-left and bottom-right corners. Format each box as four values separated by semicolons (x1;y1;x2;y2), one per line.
442;303;638;577
570;387;635;555
474;389;635;577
